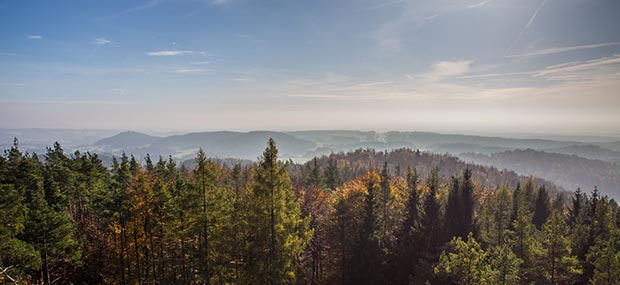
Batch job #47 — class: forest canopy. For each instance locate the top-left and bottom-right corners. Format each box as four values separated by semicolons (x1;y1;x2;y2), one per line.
1;138;619;285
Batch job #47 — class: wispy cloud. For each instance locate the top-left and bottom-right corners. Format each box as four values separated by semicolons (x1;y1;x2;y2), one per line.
147;50;200;56
507;42;620;58
507;0;547;54
534;54;620;78
175;68;208;73
102;0;161;20
93;38;113;45
368;0;405;10
424;60;474;81
190;61;210;65
467;0;495;9
26;34;43;40
185;0;231;16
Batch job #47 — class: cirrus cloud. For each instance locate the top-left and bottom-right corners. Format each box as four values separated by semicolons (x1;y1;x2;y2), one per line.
147;50;200;56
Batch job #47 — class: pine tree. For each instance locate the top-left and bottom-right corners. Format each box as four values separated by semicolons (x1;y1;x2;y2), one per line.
506;208;539;281
351;174;384;284
190;148;236;283
460;168;476;237
244;139;311;284
0;184;41;281
569;188;586;226
533;185;551;229
488;244;522;285
391;166;421;284
379;161;393;244
536;210;581;284
434;233;495;285
480;184;513;246
324;157;340;191
587;229;620;285
306;158;323;189
419;167;443;281
444;176;462;240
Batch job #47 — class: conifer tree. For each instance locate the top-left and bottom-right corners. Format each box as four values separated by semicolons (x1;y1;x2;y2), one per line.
379;161;393;243
533;185;551;229
434;233;495;285
324;157;340;191
480;184;513;246
391;166;421;284
587;229;620;285
460;168;476;237
506;208;539;281
190;148;235;283
444;176;462;240
488;244;522;285
418;167;443;281
351;174;384;284
306;158;323;189
536;210;581;284
244;139;311;284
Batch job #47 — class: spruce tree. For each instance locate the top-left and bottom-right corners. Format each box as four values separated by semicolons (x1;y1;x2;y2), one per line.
460;168;476;237
434;233;495;285
480;184;513;247
444;176;462;240
536;210;582;284
379;161;392;243
351;175;384;284
324;157;340;191
587;229;620;285
533;185;551;229
419;167;443;281
391;166;421;284
244;139;311;284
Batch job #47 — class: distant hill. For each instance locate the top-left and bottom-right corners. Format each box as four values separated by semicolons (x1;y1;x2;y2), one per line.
85;131;316;160
5;129;620;199
597;141;620;153
427;142;511;155
460;149;620;200
544;144;620;162
294;148;561;194
94;131;160;149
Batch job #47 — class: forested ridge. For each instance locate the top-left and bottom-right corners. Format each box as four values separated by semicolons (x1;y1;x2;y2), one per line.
1;138;619;285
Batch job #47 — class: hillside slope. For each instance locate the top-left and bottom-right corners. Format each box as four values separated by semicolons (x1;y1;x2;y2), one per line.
460;149;620;199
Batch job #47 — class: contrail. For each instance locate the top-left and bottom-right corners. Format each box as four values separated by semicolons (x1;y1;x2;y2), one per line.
506;0;548;55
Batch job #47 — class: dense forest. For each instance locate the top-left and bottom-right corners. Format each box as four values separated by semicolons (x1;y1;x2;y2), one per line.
1;138;619;285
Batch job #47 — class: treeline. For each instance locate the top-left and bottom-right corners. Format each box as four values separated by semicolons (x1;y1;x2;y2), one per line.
1;139;619;284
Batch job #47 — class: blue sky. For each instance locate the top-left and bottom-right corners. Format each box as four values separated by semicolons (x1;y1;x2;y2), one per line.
1;0;620;135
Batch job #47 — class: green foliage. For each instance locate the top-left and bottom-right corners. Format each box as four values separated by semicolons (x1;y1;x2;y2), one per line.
588;229;620;285
480;184;513;247
536;210;582;284
434;233;495;285
324;157;340;190
488;244;522;285
243;139;312;284
533;185;551;229
1;142;618;285
351;173;384;284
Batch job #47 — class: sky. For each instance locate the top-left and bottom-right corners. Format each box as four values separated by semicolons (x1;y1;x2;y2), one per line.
1;0;620;135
